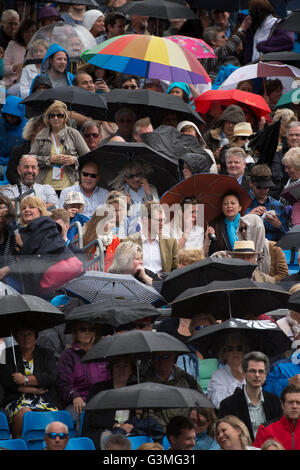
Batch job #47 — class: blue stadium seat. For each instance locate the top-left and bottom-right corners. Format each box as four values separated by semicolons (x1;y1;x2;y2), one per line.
0;439;27;450
127;435;153;450
21;410;77;450
64;437;95;450
162;435;170;450
0;411;10;440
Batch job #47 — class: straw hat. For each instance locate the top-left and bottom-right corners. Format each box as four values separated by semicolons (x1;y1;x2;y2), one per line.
230;122;253;144
228;240;262;255
64;191;85;206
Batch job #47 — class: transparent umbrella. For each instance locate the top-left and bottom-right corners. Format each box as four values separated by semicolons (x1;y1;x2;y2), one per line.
27;20;96;59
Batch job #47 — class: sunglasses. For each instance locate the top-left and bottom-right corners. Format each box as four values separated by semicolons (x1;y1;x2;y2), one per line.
84;133;100;139
46;433;69;440
238;136;248;141
77;326;95;333
81;171;98;178
122;85;138;89
49;113;64;119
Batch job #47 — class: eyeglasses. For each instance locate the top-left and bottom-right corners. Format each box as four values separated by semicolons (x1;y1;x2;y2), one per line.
84;133;100;139
246;369;266;375
46;433;69;440
153;354;173;361
49;113;65;119
226;345;243;352
81;171;98;178
77;326;95;333
128;173;143;179
122;85;138;90
239;225;247;233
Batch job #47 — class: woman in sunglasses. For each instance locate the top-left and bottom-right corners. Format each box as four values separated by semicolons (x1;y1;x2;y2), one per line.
30;100;89;193
56;320;110;426
207;333;249;409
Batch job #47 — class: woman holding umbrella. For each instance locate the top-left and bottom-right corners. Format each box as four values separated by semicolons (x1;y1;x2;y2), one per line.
0;322;59;438
81;354;163;450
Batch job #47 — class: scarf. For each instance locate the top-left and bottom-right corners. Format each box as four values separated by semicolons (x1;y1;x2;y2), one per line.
225;214;240;250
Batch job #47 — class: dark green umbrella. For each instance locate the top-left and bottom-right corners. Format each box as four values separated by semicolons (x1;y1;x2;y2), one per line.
276;88;300;109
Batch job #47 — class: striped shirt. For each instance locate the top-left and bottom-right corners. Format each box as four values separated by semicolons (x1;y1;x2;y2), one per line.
244;386;266;438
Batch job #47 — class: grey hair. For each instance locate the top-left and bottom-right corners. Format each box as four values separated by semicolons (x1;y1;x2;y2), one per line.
241;351;269;374
288;121;300;131
45;422;68;435
1;9;19;22
282;147;300;170
202;26;222;46
19;154;38;166
102;434;132;450
80;120;102;136
108;241;142;274
225;146;247;162
109;159;153;190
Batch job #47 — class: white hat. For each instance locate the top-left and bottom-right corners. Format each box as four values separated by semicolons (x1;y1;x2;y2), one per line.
64;191;85;206
82;9;104;31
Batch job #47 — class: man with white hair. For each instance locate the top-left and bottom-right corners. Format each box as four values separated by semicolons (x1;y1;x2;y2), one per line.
225;147;250;192
2;154;58;207
44;421;69;451
0;9;19;51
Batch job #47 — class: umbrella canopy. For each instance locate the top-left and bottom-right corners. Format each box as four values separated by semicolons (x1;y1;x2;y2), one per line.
189;0;248;10
161;258;257;303
0;294;65;337
0;282;21;296
35;0;98;4
120;0;198;20
166;35;216;59
276;88;300;109
80;34;211;85
195;89;271;120
187;318;292;358
64;271;165;305
102;88;204;126
21;86;107;121
219;62;300;94
261;51;300;63
28;20;97;59
81;330;190;362
160;173;252;224
247;119;281;166
276;9;300;34
86;382;213;410
287;289;300;312
276;225;300;250
64;299;161;333
78;141;179;196
171;278;290;320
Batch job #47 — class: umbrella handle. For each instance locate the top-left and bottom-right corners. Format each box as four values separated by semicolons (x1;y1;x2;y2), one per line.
226;292;232;319
10;332;17;372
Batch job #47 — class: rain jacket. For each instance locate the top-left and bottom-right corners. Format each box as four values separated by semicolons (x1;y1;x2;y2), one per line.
56;343;110;406
253;415;300;450
30;43;74;92
179;151;213;178
0;95;27;165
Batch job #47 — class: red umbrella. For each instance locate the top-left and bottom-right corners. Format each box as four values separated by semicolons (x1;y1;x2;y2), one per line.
195;89;271;119
160;174;252;224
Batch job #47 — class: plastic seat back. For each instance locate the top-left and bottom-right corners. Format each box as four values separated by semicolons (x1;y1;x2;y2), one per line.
64;437;95;450
127;435;153;450
0;411;10;439
0;439;28;450
22;410;76;450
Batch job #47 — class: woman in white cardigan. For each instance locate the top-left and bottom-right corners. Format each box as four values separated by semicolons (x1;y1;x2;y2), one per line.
19;39;49;99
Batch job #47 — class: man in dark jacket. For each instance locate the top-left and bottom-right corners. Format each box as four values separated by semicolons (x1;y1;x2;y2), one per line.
218;351;282;441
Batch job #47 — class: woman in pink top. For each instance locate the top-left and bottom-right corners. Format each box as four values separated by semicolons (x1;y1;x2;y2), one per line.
3;19;36;89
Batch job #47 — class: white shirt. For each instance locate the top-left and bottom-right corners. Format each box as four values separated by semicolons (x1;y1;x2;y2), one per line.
141;232;162;275
207;363;245;409
59;183;109;218
3;182;59;205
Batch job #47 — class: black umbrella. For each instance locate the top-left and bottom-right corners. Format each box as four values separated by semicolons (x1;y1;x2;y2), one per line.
102;88;204;127
120;0;198;20
171;278;290;320
86;382;213;410
64;271;165;306
35;0;99;5
189;0;248;10
0;294;65;338
81;330;190;362
276;9;300;34
78;141;179;196
276;225;300;250
261;51;300;63
287;289;300;312
161;258;257;303
247;119;281;167
21;86;107;121
64;299;161;333
187;318;292;358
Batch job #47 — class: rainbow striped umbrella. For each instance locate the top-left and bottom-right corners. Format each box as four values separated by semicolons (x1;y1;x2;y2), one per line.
80;34;211;85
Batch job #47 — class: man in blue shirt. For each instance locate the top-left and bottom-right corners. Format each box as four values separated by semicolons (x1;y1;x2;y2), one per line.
246;164;288;242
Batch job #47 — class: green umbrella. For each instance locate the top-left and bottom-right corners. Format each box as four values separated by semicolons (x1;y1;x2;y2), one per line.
276;88;300;108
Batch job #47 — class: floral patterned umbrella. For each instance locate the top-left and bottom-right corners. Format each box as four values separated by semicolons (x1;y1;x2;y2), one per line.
166;35;216;59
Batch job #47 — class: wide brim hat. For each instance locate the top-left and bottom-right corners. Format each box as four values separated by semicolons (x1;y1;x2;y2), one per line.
230;122;253;143
228;240;262;255
250;175;275;188
64;191;85;206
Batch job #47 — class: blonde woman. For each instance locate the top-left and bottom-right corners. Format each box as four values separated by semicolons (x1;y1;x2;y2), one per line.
272;108;297;151
216;415;259;450
20;195;50;226
30;100;89;191
108;241;154;285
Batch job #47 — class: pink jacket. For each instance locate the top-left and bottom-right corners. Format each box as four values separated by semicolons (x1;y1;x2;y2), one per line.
3;40;25;87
